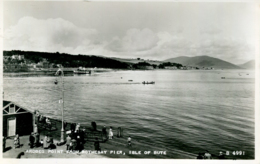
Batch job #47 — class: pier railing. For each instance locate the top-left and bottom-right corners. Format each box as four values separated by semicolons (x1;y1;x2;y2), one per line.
84;131;106;142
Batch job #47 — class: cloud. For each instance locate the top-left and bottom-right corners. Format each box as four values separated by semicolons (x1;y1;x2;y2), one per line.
4;17;254;63
200;22;222;35
106;28;159;52
4;16;98;53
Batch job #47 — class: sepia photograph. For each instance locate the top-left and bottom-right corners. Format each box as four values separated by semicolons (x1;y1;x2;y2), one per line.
1;0;259;162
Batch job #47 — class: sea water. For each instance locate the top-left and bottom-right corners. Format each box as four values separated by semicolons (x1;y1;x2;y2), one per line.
3;70;255;159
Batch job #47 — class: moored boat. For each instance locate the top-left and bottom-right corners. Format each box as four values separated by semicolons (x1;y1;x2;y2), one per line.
73;67;91;74
142;81;155;84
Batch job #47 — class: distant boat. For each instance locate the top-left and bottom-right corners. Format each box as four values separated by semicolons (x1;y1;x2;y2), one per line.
128;80;133;82
221;77;225;79
74;67;91;74
142;81;155;84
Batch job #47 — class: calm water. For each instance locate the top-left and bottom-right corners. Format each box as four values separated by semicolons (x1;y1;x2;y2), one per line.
3;70;255;159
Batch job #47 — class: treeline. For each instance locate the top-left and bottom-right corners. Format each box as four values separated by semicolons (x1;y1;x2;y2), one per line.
4;50;130;69
158;62;183;69
132;62;157;69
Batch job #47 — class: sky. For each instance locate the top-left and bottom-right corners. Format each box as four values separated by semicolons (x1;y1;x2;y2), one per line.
3;1;257;64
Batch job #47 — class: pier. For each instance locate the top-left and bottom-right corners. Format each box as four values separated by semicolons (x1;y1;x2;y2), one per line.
3;108;195;158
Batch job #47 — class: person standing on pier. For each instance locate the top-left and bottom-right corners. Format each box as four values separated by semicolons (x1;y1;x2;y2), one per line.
94;137;101;151
35;110;40;124
71;123;75;134
204;150;212;159
39;115;45;123
29;133;35;148
35;132;40;147
196;153;204;159
47;135;55;149
80;129;85;144
102;126;107;140
14;134;20;149
117;127;122;138
43;135;48;149
48;135;55;149
75;123;80;132
66;134;71;150
71;138;77;151
34;123;38;133
109;127;113;139
76;134;82;151
127;136;132;147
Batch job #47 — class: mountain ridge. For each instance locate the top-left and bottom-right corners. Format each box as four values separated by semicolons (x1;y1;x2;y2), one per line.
164;55;242;69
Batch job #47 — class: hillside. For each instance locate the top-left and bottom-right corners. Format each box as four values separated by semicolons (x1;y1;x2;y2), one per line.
238;60;255;69
164;56;242;69
4;50;131;69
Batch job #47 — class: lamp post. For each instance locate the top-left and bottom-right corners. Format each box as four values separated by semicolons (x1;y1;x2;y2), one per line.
55;66;65;143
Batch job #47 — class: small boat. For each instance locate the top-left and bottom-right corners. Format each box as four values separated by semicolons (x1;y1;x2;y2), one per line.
128;80;133;82
142;81;155;84
221;77;225;79
74;67;91;74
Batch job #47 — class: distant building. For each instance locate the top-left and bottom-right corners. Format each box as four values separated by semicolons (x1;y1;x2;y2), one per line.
3;56;11;62
11;55;24;60
42;61;49;68
3;64;28;72
49;63;55;68
36;62;44;68
165;66;178;70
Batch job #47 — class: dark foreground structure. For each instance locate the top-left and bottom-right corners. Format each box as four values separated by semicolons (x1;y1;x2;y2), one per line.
3;100;34;137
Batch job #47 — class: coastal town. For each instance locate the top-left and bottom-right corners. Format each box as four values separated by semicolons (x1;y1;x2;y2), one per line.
3;54;61;72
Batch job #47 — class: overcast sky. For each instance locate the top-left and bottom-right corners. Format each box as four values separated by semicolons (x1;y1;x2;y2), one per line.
3;1;257;64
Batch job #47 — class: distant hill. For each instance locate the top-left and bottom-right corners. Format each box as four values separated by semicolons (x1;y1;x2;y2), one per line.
164;56;242;69
238;60;255;69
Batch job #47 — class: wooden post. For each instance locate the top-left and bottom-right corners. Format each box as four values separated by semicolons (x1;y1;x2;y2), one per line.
32;112;35;133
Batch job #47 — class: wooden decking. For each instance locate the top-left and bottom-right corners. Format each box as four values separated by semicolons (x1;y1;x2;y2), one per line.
34;116;196;158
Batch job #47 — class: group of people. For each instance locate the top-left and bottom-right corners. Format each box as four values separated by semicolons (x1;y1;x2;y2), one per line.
102;126;132;147
197;150;226;159
101;126;114;140
3;117;133;155
29;132;55;149
102;126;125;140
65;123;85;152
